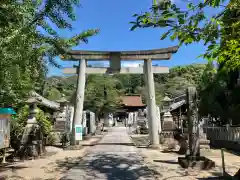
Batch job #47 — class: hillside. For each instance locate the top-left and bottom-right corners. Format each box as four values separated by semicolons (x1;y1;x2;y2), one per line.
43;64;206;106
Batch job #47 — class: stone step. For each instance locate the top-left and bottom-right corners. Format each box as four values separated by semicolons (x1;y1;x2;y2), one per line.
200;144;210;149
200;139;210;145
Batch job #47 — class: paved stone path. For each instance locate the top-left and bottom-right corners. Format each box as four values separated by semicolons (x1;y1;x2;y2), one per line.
61;127;156;180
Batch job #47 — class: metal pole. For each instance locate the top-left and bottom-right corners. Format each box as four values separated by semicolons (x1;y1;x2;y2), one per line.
221;148;226;176
144;59;159;146
71;59;86;145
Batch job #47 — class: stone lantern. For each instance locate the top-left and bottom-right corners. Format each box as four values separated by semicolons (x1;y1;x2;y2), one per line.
162;96;175;131
21;97;41;158
57;96;69;112
55;96;69;132
25;97;39;124
162;96;172;111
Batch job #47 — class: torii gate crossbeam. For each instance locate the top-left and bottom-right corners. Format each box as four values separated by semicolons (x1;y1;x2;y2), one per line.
60;46;178;147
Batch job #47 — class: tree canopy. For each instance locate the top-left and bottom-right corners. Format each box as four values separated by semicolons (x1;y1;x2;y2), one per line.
131;0;239;70
45;64;206;109
0;0;99;107
129;0;240;125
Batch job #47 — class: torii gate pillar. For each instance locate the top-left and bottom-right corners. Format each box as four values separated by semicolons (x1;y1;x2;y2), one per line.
71;59;86;145
144;59;159;146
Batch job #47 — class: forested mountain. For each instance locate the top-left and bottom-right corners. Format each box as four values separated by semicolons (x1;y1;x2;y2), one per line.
44;63;206;107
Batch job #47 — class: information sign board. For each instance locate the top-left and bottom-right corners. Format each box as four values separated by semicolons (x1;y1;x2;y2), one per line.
75;125;82;141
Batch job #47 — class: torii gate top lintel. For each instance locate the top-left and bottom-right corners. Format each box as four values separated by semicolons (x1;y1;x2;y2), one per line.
60;46;179;60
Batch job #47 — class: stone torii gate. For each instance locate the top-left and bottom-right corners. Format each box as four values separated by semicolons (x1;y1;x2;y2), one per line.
60;46;178;146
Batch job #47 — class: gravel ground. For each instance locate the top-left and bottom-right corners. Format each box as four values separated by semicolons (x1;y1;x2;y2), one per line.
131;134;240;179
1;132;239;180
0;137;102;180
61;127;156;180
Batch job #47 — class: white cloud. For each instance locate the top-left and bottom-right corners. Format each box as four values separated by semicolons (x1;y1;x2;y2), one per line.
88;61;145;68
121;61;143;67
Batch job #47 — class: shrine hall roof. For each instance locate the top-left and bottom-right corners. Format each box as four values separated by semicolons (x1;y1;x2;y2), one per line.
121;95;145;107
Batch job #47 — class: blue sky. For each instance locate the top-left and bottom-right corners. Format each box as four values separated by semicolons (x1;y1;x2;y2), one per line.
48;0;211;76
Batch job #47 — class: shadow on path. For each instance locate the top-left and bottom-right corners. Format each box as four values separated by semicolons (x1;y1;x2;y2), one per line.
0;164;28;173
82;143;135;147
58;153;161;180
153;159;179;165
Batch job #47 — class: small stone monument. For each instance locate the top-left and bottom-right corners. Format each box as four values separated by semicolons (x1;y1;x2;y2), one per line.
108;113;114;127
82;111;87;135
199;118;210;149
89;111;96;134
136;109;148;134
156;106;161;133
55;97;69;132
128;112;133;125
133;112;137;124
66;106;74;133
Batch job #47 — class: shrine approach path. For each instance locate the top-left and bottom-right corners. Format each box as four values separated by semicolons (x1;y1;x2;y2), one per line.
60;126;155;180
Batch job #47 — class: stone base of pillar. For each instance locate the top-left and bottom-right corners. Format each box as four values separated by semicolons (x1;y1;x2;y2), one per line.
18;124;42;159
160;131;175;143
178;156;215;170
160;131;178;151
148;144;161;150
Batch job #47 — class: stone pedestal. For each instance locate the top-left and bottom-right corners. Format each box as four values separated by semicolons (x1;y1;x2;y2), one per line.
161;111;177;145
162;111;175;131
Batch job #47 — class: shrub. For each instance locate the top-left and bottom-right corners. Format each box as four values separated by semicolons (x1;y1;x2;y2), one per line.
46;133;57;145
10;105;53;150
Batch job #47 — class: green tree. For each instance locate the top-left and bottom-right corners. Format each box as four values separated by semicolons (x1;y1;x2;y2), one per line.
11;105;53;151
46;64;206;111
198;62;240;125
131;0;240;70
136;84;164;105
46;88;62;101
0;1;98;107
84;75;123;118
113;74;144;94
